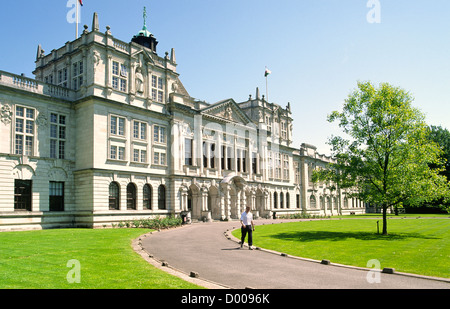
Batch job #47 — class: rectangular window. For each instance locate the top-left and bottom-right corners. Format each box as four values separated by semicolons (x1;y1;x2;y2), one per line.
252;152;258;174
283;154;290;180
141;150;147;163
109;145;125;160
153;151;166;166
118;146;125;160
227;147;232;171
275;152;282;180
112;61;127;92
132;148;147;163
210;144;216;169
72;60;83;91
265;116;272;132
133;121;147;140
185;138;193;166
268;151;273;178
110;116;125;136
15;106;35;156
14;180;32;211
110;145;117;160
151;75;164;103
57;68;68;88
281;121;287;139
50;113;66;159
237;149;242;172
154;125;166;144
49;182;64;212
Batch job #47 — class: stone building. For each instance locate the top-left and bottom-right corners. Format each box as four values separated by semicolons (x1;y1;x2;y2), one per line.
0;12;365;231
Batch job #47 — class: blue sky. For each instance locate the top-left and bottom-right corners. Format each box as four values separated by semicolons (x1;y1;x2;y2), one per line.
1;0;450;154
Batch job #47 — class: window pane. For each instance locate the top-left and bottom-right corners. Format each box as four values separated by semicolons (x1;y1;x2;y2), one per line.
16;119;23;133
140;123;146;140
159;127;165;143
110;146;117;159
118;147;125;160
50;140;57;158
26;109;34;119
50;124;57;138
112;62;119;75
15;135;23;155
133;122;139;139
25;120;34;134
16;106;24;117
110;116;117;135
141;150;147;163
59;126;66;139
25;136;33;156
59;141;65;159
118;118;125;136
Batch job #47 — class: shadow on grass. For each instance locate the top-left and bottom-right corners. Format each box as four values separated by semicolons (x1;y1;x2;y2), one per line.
262;231;440;242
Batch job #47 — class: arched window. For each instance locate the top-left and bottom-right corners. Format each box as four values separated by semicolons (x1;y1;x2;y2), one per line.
143;184;152;210
280;192;284;209
273;192;278;209
158;185;166;210
127;183;137;210
109;182;120;210
286;192;290;209
310;195;316;209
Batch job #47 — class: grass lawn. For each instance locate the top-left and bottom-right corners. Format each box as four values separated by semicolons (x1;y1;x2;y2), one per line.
233;218;450;278
0;228;202;289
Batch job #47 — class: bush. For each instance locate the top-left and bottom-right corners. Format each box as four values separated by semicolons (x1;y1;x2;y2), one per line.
116;216;183;230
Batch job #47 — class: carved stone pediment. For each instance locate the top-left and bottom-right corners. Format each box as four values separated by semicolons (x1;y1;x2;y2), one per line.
200;99;253;125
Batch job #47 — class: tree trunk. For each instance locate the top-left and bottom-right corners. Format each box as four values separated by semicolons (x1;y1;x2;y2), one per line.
382;204;388;235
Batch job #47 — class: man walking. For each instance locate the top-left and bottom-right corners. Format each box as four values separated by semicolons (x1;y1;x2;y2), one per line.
240;206;255;250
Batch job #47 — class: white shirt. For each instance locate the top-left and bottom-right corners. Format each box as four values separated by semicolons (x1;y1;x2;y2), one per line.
240;211;253;226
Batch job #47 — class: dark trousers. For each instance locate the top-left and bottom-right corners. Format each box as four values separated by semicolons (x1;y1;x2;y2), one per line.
241;225;253;246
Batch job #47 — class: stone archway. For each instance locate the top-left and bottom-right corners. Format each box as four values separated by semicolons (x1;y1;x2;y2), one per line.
220;174;247;220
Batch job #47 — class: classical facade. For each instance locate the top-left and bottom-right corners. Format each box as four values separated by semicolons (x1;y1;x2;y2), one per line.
0;12;365;231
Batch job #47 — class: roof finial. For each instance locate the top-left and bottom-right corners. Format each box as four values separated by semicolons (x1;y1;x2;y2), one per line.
143;6;147;28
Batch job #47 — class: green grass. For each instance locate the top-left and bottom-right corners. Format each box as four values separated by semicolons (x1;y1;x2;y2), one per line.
0;228;202;289
233;218;450;278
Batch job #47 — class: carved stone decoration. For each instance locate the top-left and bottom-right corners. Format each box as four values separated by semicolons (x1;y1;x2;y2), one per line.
172;81;179;93
92;51;101;73
224;106;233;120
0;103;12;124
135;67;144;94
36;111;48;128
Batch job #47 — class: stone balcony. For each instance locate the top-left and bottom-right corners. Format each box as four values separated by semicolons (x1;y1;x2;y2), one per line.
0;70;76;101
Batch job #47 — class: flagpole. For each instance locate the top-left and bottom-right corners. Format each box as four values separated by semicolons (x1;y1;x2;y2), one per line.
76;0;79;39
265;66;269;102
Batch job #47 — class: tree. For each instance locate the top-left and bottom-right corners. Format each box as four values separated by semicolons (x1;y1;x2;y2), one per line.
428;125;450;181
317;81;450;235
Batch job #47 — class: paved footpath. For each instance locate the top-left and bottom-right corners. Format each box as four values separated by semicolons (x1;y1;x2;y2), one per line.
139;219;450;289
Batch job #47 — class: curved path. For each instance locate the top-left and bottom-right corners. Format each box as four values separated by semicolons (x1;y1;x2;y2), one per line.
139;219;450;289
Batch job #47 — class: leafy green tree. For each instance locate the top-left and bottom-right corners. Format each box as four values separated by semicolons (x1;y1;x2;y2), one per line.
317;81;450;235
428;125;450;181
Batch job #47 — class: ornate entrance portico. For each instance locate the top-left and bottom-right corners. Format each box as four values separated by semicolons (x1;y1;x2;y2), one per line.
220;174;247;221
180;174;262;222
